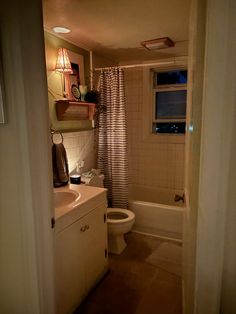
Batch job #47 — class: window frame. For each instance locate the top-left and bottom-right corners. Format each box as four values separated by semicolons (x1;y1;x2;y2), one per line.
152;69;187;133
141;58;187;144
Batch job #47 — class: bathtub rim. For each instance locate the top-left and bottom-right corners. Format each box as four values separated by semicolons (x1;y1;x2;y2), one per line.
128;198;184;242
128;199;185;211
131;230;183;244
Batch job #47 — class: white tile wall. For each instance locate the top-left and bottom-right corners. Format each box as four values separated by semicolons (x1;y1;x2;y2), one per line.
62;130;96;175
54;66;185;190
125;68;185;190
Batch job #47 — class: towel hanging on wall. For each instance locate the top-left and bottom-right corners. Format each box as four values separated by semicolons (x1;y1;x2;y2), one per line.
52;142;69;187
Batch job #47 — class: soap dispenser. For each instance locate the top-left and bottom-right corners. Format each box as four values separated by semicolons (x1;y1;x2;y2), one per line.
70;162;81;184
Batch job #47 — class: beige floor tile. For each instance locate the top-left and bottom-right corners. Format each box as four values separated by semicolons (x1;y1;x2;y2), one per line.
146;242;182;277
136;274;182;314
76;233;182;314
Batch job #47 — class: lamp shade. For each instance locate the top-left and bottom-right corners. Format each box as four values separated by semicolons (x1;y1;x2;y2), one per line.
55;48;73;73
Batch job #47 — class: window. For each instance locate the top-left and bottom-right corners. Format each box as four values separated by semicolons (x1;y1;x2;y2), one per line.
155;70;187;85
152;70;187;134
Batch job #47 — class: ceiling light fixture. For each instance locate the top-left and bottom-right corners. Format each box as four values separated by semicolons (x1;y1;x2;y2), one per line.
141;37;175;50
52;26;71;34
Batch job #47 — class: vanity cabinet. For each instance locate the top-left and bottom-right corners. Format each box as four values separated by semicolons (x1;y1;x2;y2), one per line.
55;202;108;314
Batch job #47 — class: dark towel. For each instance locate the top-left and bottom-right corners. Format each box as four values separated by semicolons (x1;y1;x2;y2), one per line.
52;143;69;187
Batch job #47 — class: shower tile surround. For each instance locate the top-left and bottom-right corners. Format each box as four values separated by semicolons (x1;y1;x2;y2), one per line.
125;68;185;191
61;130;96;174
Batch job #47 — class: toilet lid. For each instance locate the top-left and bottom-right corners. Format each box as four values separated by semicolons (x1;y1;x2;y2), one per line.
107;208;135;223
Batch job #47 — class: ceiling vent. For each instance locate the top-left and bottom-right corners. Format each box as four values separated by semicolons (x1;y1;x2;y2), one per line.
141;37;175;50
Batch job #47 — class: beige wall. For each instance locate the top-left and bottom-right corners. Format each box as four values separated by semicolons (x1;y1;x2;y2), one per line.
51;130;96;175
0;0;55;312
44;33;99;173
91;52;117;90
183;0;236;313
62;130;95;174
44;32;91;84
219;2;236;312
125;68;185;192
194;0;236;312
220;4;236;310
44;44;117;174
44;31;94;131
182;0;206;312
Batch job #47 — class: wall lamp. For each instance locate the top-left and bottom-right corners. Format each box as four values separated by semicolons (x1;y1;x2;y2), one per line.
55;47;73;98
55;47;73;74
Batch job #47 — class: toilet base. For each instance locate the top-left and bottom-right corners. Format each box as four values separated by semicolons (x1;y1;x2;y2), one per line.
108;234;127;255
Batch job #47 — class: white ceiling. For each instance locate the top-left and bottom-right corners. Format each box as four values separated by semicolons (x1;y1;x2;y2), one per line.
43;0;191;63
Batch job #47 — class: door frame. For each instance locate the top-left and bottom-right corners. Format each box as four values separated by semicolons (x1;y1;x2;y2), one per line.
184;0;236;313
0;0;55;312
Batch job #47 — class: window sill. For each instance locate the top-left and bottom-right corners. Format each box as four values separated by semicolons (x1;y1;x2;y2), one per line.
142;132;185;144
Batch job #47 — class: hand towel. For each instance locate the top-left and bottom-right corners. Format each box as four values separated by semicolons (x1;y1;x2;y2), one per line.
52;143;69;187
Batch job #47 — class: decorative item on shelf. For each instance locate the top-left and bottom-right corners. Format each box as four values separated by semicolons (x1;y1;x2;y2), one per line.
84;90;100;104
79;85;87;101
87;90;106;129
55;47;73;98
71;84;80;100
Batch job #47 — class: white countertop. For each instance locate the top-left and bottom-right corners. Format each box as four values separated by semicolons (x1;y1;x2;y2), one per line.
54;184;107;233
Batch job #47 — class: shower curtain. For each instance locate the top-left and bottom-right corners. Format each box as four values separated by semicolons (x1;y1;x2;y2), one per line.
97;68;128;209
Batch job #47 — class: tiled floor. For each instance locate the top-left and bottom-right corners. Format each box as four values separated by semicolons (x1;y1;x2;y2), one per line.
76;232;182;314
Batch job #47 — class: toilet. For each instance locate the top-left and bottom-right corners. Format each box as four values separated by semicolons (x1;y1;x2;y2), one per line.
107;208;135;254
81;170;135;254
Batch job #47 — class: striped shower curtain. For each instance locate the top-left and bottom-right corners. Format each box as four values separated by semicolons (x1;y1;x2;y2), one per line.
97;68;128;209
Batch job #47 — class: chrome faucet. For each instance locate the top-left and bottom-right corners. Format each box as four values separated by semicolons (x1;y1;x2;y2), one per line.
174;193;185;203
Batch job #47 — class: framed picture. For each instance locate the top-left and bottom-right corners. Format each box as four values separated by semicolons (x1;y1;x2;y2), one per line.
65;50;85;100
70;62;80;87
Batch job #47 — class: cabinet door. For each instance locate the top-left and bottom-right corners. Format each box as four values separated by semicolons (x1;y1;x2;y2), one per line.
83;204;108;293
55;219;86;314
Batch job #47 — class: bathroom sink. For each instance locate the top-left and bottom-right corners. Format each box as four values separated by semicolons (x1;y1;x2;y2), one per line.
54;190;80;208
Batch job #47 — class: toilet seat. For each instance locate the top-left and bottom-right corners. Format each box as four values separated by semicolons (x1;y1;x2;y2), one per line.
107;208;135;224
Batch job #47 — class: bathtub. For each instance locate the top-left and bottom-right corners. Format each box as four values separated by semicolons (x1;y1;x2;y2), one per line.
128;185;184;242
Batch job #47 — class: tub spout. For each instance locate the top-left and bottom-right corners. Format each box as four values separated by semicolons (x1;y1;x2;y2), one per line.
174;194;185;203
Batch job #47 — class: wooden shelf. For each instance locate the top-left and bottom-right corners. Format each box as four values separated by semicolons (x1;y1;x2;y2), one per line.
55;99;95;121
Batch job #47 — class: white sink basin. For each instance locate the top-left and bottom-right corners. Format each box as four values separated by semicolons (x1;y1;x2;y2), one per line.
54;189;80;208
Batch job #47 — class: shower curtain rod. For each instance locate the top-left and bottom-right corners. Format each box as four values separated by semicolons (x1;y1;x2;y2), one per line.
94;56;187;71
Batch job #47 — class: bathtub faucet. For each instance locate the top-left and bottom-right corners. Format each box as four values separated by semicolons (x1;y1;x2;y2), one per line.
174;193;185;203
